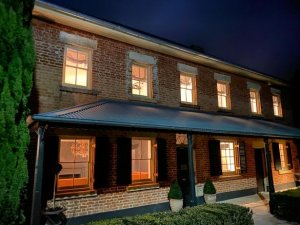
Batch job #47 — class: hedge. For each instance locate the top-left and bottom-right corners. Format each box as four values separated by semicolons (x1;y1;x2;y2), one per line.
88;203;253;225
271;188;300;223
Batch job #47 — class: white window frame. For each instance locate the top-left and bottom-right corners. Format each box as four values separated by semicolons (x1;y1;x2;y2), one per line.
131;62;152;98
180;73;197;105
62;45;92;89
131;137;156;184
272;94;283;117
217;81;231;109
249;89;262;114
57;137;94;193
220;140;239;175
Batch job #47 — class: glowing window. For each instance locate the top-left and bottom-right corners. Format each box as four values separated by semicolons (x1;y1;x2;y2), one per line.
217;82;230;108
220;141;235;173
250;90;261;114
63;47;91;87
57;139;91;191
132;64;151;97
272;94;282;117
180;74;197;104
279;143;286;168
131;139;153;182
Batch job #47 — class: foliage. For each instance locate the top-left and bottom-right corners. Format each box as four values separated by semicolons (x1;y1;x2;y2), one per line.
88;203;254;225
271;188;300;223
168;180;183;199
203;179;216;194
0;0;35;224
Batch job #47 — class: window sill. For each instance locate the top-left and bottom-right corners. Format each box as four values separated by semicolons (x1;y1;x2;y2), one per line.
60;85;100;95
55;190;97;200
127;183;159;192
180;102;200;109
217;108;232;113
218;174;242;180
128;95;157;103
278;169;293;175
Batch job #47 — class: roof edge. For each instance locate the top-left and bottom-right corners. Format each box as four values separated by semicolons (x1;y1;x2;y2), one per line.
33;0;288;87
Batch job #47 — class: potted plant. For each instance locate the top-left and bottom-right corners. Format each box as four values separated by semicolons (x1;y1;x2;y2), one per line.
168;180;183;212
203;178;216;204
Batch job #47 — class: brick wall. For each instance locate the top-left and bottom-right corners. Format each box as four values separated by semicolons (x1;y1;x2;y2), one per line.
32;18;294;125
50;187;169;218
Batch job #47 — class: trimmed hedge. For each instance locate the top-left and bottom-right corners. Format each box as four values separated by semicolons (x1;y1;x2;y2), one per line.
88;203;253;225
271;188;300;223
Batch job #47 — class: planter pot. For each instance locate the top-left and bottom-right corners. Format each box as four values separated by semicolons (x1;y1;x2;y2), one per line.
169;198;183;212
204;194;216;204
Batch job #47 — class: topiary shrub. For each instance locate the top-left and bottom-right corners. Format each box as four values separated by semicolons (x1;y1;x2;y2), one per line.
168;180;183;199
203;179;216;194
88;203;254;225
271;188;300;223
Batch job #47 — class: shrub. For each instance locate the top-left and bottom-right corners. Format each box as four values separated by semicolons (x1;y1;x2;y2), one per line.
271;188;300;223
168;180;183;199
88;203;253;225
203;179;216;194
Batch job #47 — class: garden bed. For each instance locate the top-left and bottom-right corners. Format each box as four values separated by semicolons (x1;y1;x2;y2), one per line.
271;188;300;223
88;203;253;225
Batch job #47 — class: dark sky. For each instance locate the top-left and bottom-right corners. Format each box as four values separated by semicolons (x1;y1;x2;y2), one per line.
44;0;300;81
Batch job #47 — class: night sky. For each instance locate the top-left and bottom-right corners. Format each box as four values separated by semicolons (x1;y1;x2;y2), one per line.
44;0;300;81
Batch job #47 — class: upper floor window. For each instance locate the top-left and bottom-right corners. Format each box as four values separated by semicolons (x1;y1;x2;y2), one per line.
57;138;93;192
249;89;261;114
63;46;91;88
132;63;152;97
272;94;282;117
131;138;154;183
180;73;197;104
217;82;230;109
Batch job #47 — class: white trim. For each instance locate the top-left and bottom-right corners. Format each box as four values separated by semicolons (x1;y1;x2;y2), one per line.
247;81;261;91
177;63;198;75
59;31;97;49
214;73;231;83
128;51;156;65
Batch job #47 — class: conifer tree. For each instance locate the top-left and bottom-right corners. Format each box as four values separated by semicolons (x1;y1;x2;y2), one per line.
0;0;35;224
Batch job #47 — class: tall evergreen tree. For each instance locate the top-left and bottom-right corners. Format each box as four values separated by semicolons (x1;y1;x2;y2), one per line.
0;0;35;224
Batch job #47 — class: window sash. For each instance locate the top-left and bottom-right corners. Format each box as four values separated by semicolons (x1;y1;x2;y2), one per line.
217;82;228;108
63;47;90;87
250;90;261;114
131;139;154;183
180;74;196;104
132;64;151;97
272;95;282;117
220;141;237;175
57;138;91;191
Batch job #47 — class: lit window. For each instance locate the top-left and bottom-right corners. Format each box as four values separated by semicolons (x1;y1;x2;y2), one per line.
217;82;230;109
250;90;261;114
132;64;151;97
220;141;236;174
279;143;286;168
131;139;154;183
180;74;197;104
272;94;282;117
63;47;91;87
57;138;92;191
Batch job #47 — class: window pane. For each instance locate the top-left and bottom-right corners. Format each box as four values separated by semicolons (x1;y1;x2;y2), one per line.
186;89;192;103
132;65;140;79
140;160;150;179
181;89;187;102
132;160;140;181
74;162;88;183
65;66;76;85
139;67;147;80
77;51;88;69
66;49;77;67
139;81;148;96
76;69;88;86
74;140;89;161
60;139;75;162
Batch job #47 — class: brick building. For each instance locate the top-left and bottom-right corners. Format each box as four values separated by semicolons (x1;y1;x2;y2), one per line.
29;1;300;224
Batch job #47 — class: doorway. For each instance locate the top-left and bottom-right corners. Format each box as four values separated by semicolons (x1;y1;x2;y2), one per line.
254;148;266;192
176;147;190;206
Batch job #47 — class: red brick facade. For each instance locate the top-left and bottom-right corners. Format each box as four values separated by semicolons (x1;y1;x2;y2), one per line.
30;13;300;220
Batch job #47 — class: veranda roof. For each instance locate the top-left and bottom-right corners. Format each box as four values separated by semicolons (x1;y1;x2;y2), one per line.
33;99;300;139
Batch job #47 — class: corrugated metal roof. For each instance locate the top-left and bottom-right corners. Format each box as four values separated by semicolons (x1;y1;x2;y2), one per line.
33;100;300;139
